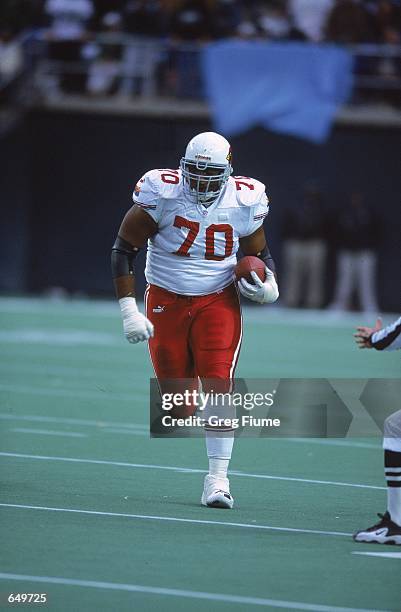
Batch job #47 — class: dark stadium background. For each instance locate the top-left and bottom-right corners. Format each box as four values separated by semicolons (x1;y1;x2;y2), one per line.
0;111;400;310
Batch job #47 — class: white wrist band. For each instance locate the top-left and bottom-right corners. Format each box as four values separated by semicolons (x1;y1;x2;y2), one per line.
119;297;139;316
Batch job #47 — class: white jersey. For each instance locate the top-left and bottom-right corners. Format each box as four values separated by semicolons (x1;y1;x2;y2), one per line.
132;168;269;295
371;316;401;351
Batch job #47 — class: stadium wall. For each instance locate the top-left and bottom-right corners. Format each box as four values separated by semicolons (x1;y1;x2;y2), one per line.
0;109;399;311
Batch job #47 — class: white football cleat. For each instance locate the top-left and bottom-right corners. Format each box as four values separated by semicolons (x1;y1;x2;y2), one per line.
201;474;234;509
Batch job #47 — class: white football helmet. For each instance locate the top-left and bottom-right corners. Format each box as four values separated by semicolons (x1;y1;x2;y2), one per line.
180;132;233;205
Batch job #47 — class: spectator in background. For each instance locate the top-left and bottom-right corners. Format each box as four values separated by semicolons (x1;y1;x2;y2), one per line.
288;0;334;41
371;1;401;104
325;1;400;105
212;0;242;39
252;0;310;40
253;0;292;40
235;4;259;39
325;0;377;43
91;1;126;29
119;0;165;97
86;11;123;96
281;184;328;309
44;0;94;94
0;28;23;87
45;0;94;40
374;0;401;44
169;0;213;41
329;191;380;313
124;0;166;36
168;0;213;98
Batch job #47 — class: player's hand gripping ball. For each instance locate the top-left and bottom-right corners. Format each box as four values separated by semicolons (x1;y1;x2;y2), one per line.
234;256;266;284
235;256;279;304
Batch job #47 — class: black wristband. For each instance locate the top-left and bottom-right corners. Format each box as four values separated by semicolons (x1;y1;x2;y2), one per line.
257;245;276;276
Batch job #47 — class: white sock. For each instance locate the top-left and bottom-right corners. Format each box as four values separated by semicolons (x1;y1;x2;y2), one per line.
387;487;401;526
205;434;234;479
384;446;401;526
203;394;235;478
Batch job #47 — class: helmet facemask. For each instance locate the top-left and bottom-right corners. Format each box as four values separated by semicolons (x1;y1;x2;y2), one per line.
180;158;232;206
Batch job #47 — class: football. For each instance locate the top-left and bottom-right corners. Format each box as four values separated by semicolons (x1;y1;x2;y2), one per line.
234;256;266;284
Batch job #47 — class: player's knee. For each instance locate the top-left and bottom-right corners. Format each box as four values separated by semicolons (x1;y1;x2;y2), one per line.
201;376;231;395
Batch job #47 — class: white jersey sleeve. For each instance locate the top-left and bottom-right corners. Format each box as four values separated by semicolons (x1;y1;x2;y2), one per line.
246;191;270;236
371;316;401;351
234;177;270;237
132;169;164;224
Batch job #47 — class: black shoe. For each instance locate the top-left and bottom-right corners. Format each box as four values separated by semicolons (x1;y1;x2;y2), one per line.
353;511;401;545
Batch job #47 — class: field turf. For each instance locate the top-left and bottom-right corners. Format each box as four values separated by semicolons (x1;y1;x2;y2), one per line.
0;297;400;611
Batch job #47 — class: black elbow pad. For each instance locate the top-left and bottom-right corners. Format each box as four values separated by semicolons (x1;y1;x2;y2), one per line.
111;236;139;279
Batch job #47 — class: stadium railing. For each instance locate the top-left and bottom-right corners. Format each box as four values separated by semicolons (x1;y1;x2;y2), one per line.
18;35;401;110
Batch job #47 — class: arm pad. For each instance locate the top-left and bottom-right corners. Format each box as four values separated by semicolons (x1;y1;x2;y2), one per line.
257;245;276;276
111;235;139;279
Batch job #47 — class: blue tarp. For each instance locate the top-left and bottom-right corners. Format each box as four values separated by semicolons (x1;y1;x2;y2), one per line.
202;41;354;144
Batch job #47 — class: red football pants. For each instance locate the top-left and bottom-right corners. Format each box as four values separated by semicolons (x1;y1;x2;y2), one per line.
145;283;242;414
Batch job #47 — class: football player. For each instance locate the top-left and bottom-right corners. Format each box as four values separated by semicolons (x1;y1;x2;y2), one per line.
353;316;401;545
111;131;279;509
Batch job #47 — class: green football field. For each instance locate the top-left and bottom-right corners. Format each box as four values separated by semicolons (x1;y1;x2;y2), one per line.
0;297;400;612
